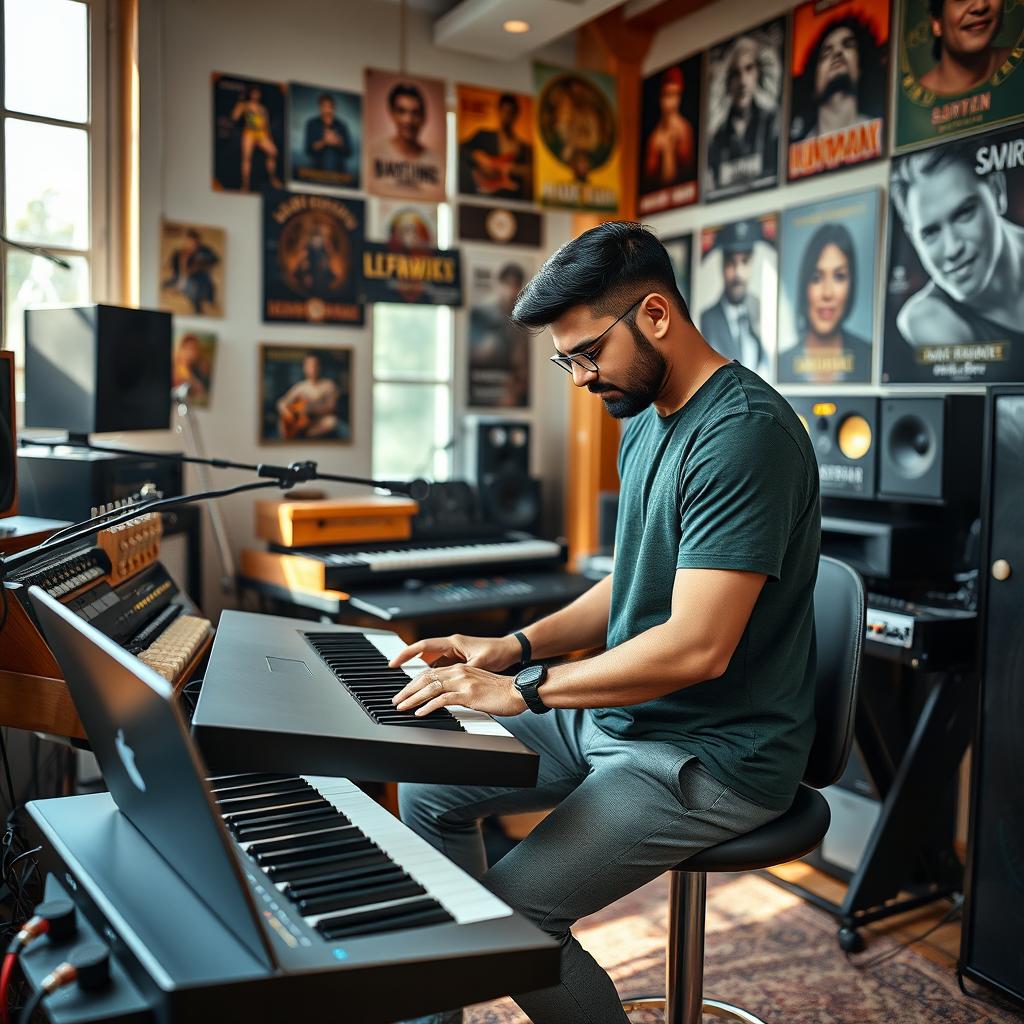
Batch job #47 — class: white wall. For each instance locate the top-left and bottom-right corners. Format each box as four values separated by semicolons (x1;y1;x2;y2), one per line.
134;0;576;616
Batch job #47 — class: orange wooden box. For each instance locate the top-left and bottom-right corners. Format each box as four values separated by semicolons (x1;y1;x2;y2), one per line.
254;495;419;548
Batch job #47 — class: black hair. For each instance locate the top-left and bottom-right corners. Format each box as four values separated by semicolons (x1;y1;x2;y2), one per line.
797;222;856;335
791;13;885;141
387;83;425;113
510;222;689;329
318;92;335;106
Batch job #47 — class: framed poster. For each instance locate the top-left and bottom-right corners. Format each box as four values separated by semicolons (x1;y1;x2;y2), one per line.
364;69;446;201
696;215;779;381
778;189;881;384
172;330;217;407
703;18;786;202
638;55;702;214
456;85;534;202
360;244;462;306
895;0;1024;151
370;200;438;246
288;82;362;190
883;124;1024;383
465;251;536;409
158;221;224;318
263;189;364;325
458;204;542;247
787;0;890;180
259;344;352;443
212;73;286;193
534;63;620;212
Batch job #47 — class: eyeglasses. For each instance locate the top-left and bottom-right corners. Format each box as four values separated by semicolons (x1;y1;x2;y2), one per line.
549;298;642;376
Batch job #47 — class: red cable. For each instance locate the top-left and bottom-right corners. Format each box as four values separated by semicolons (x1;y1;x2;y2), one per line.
0;950;18;1024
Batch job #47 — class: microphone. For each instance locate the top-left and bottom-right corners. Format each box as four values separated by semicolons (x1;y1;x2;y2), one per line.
380;479;431;501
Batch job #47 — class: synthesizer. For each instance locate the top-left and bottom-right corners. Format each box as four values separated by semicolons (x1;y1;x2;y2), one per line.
191;610;538;786
245;531;565;590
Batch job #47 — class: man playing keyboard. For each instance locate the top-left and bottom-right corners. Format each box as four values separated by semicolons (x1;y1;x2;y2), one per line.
390;221;821;1024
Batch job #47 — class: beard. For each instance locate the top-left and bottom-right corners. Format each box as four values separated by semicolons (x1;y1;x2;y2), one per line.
588;322;667;419
817;71;856;105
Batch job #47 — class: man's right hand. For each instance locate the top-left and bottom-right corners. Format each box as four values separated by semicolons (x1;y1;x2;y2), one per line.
388;633;522;673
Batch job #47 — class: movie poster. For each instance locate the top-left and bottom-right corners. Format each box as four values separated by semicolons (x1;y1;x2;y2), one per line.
172;330;217;407
458;204;543;247
361;244;462;306
895;0;1024;151
466;251;536;408
364;69;446;202
638;55;702;214
288;82;362;190
788;0;890;180
369;200;438;246
703;18;786;202
212;73;286;193
883;124;1024;384
262;189;364;325
534;63;620;212
778;189;880;384
662;233;694;312
259;344;352;443
158;221;225;318
456;85;535;202
696;215;779;381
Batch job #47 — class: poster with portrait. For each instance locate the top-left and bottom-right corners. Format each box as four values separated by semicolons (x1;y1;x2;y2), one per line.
369;200;438;246
696;215;779;381
172;330;217;408
458;204;543;247
788;0;890;180
364;69;446;201
895;0;1024;151
288;82;362;190
534;63;620;212
259;344;352;443
158;221;225;318
262;189;364;325
465;251;536;408
638;55;702;214
883;124;1024;384
456;85;535;202
703;18;786;202
212;73;286;193
778;189;880;384
661;233;694;313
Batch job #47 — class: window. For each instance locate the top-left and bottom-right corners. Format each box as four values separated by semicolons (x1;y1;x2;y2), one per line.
1;0;105;386
370;115;457;482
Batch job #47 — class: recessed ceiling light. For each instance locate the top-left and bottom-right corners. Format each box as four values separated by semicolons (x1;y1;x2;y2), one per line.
503;19;530;33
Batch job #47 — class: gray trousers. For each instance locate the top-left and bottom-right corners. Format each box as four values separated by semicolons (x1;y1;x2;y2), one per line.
399;708;780;1024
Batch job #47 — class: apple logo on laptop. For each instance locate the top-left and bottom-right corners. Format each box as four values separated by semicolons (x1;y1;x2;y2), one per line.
115;728;146;792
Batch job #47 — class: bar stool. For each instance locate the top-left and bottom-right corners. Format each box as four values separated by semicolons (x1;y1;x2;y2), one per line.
622;555;865;1024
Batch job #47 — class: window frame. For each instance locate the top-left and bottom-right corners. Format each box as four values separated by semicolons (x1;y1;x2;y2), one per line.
0;0;110;394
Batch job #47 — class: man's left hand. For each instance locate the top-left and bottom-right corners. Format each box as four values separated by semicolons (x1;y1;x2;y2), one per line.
393;665;528;719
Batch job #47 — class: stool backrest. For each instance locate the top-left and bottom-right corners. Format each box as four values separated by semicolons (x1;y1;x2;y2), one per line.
804;555;865;790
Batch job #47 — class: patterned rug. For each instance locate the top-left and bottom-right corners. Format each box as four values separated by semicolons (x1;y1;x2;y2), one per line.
464;872;1024;1023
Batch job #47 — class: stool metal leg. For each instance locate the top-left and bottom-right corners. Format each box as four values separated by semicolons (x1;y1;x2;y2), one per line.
620;871;768;1024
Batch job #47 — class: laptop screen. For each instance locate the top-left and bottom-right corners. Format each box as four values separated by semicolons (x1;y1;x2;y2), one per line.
28;586;274;968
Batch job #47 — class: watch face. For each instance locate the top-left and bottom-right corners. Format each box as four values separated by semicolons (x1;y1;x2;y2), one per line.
518;664;544;686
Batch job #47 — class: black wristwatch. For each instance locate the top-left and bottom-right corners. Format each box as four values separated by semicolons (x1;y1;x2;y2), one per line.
514;663;549;715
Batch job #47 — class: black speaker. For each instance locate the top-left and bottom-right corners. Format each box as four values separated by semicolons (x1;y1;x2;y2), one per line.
24;304;172;435
1;351;16;518
465;418;542;534
877;395;984;507
787;397;878;499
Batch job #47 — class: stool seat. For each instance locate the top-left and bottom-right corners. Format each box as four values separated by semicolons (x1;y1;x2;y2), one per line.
681;786;830;873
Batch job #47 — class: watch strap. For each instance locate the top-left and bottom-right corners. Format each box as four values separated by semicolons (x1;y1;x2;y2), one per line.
512;630;532;664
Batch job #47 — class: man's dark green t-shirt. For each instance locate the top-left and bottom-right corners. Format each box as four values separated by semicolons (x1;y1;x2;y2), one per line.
598;362;821;811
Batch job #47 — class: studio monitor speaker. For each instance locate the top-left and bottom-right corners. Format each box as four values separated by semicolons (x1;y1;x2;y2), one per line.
25;304;172;435
465;417;541;534
877;395;984;506
787;397;878;499
1;350;16;518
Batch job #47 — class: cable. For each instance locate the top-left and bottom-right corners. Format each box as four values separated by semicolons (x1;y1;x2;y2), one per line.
14;987;41;1024
1;949;18;1024
0;731;15;816
845;895;963;971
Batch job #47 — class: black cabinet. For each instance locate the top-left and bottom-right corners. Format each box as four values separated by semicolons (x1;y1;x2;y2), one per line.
961;387;1024;1009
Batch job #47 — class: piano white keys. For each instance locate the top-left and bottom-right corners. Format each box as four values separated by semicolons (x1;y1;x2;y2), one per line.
299;776;514;926
326;538;561;575
366;634;515;739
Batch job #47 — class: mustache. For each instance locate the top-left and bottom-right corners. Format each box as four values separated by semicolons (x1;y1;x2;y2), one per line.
587;383;620;394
